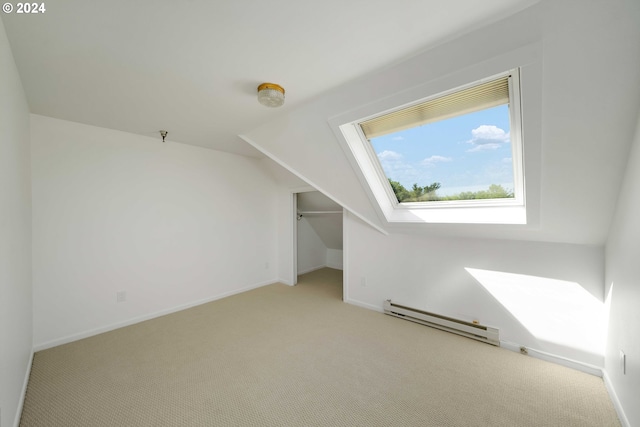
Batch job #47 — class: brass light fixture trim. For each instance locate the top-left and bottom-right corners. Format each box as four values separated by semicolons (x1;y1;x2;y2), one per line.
257;83;285;107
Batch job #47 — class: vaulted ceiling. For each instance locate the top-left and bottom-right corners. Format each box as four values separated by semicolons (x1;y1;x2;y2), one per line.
2;0;536;156
3;0;640;245
241;0;640;245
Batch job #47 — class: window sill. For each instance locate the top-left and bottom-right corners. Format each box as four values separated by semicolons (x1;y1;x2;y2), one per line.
384;203;527;225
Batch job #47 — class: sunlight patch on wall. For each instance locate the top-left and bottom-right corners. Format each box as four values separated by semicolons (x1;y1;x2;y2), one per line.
466;268;605;356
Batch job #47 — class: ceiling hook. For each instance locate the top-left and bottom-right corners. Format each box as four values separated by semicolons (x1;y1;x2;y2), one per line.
159;130;168;142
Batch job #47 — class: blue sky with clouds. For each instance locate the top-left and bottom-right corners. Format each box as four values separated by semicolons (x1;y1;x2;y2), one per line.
370;105;514;196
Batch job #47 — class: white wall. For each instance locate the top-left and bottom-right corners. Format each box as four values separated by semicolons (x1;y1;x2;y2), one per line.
258;158;309;285
31;115;280;349
297;192;344;274
296;220;344;274
0;17;32;427
605;111;640;427
326;249;343;270
344;212;606;368
296;217;327;274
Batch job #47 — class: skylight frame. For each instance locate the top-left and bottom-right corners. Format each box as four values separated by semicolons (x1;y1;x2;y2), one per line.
366;70;523;210
336;69;527;225
327;41;544;227
336;67;527;224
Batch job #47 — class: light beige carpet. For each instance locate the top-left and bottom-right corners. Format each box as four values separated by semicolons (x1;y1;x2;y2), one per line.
20;268;620;426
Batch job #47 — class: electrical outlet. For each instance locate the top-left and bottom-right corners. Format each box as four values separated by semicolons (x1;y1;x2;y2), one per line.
116;291;126;303
520;346;528;355
620;350;626;374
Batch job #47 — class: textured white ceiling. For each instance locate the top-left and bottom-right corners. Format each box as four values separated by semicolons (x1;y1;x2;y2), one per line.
243;0;640;245
2;0;536;157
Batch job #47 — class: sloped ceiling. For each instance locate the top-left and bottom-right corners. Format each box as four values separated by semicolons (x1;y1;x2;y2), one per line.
1;0;536;157
3;0;639;245
298;191;342;213
242;0;640;245
298;192;343;250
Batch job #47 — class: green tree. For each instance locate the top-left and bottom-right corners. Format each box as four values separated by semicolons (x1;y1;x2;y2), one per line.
442;184;513;201
388;179;410;202
389;179;441;202
389;180;513;203
423;182;441;194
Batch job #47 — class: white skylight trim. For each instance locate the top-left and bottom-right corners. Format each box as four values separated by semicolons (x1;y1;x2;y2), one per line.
328;42;542;228
337;70;526;225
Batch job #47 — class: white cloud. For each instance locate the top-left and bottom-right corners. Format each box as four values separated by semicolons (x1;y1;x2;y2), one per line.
471;125;510;142
422;155;452;166
392;136;404;141
376;150;423;186
377;150;402;161
466;125;510;152
467;143;502;152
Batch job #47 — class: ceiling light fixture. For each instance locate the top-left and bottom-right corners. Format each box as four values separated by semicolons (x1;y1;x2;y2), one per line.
257;83;285;108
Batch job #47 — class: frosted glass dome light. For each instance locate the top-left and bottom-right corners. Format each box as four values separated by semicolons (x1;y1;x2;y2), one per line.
257;83;285;108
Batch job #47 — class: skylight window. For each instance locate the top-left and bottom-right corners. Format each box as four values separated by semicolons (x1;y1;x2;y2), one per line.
360;71;522;207
334;68;527;225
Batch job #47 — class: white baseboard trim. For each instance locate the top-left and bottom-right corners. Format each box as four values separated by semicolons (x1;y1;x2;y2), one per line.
500;341;603;377
297;264;327;275
325;262;344;271
345;300;606;378
278;278;295;286
344;298;384;313
603;370;630;427
14;350;34;427
33;279;277;352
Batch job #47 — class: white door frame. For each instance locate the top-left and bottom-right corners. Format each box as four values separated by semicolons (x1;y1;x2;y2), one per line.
290;186;315;285
290;187;347;302
292;191;297;285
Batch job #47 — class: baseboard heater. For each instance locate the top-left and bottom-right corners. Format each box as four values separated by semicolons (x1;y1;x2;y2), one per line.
383;299;500;346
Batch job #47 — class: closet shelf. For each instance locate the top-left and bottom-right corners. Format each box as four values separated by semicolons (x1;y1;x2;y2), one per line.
297;210;342;215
